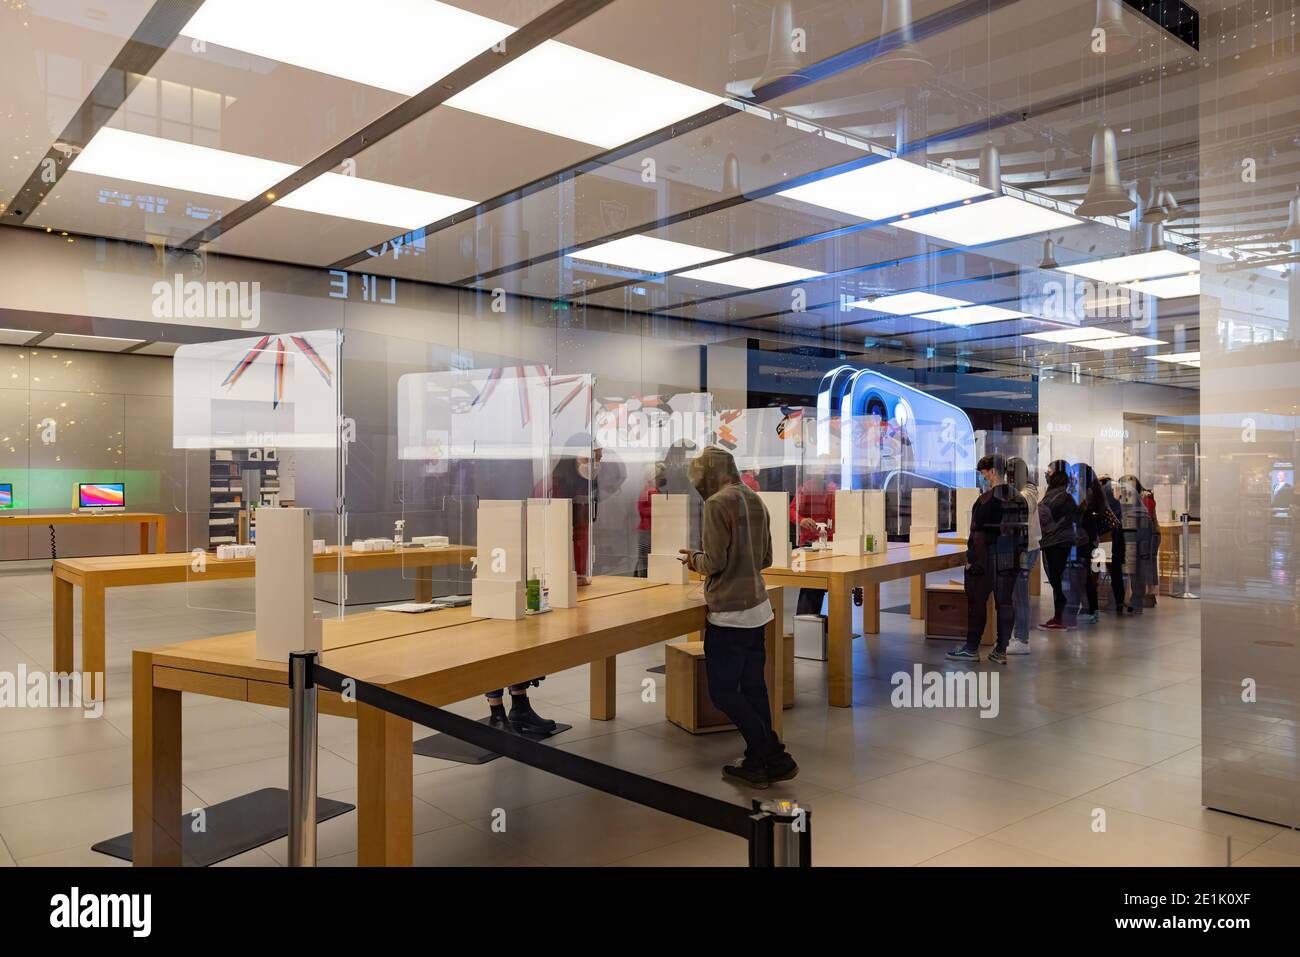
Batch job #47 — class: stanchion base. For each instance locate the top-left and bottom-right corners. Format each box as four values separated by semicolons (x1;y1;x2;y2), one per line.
91;787;353;866
413;716;572;765
1172;592;1200;600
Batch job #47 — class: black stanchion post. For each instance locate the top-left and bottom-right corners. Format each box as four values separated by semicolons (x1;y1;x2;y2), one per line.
748;809;774;868
750;799;811;867
288;651;319;867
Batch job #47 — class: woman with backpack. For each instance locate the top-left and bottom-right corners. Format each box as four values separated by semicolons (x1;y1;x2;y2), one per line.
1037;459;1080;630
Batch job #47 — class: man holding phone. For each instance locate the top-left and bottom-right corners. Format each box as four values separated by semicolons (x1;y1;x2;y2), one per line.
679;445;797;789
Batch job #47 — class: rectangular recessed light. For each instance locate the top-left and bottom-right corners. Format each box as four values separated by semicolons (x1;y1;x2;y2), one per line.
446;43;726;148
568;235;730;274
1151;351;1201;364
0;328;37;345
1123;274;1201;299
1059;250;1200;284
185;1;723;149
275;174;474;230
678;258;824;289
1074;335;1166;350
776;158;990;221
914;304;1028;326
71;129;474;230
41;333;143;352
72;127;289;200
894;195;1081;245
1026;327;1124;343
852;291;969;314
183;0;511;98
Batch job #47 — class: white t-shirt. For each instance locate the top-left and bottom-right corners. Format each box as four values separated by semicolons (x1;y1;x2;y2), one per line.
707;598;774;629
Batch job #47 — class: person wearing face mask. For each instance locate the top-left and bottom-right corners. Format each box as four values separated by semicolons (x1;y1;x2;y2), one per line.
680;445;796;789
947;453;1019;664
1037;459;1080;630
1004;456;1039;655
789;470;837;617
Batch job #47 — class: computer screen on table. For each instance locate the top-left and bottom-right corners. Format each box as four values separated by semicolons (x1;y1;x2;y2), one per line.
78;483;125;508
0;483;11;508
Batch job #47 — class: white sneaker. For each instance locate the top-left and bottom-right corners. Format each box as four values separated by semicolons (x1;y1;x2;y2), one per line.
1007;639;1031;655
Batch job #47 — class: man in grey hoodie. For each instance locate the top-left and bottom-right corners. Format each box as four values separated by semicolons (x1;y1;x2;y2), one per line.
680;445;797;789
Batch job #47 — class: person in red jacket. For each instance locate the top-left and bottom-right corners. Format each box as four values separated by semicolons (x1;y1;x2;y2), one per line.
790;472;837;615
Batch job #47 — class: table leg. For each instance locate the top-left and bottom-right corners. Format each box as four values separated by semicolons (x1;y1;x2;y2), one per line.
357;702;413;866
53;574;74;676
155;519;167;554
132;652;183;866
83;579;106;701
861;582;880;635
765;587;783;735
1029;553;1041;597
590;656;616;720
827;577;854;708
910;574;926;619
139;521;149;555
414;568;433;603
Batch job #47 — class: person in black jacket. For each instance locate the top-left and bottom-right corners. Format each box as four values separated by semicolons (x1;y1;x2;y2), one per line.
947;454;1020;664
1076;464;1117;624
1037;459;1079;630
1099;475;1128;614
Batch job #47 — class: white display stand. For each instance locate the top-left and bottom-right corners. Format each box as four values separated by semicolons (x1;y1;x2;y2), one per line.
833;489;865;556
757;491;790;568
471;499;526;619
527;497;577;608
955;487;978;539
862;489;886;554
255;507;323;661
909;487;938;547
648;493;691;584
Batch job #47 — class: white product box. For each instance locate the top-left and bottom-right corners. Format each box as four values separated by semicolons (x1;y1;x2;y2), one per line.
476;500;527;582
909;525;938;548
956;487;978;539
312;539;325;554
833;489;865;557
793;613;828;661
254;508;323;661
911;487;938;529
648;494;692;583
471;577;526;620
527;497;577;608
757;491;790;568
411;535;449;548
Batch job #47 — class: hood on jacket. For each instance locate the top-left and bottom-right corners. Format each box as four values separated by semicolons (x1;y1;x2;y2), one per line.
688;445;741;502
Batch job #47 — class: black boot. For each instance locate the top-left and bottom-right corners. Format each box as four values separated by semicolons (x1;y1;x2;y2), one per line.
508;693;557;734
487;701;512;731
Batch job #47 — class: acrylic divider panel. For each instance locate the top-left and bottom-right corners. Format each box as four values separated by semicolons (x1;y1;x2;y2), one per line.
173;329;343;621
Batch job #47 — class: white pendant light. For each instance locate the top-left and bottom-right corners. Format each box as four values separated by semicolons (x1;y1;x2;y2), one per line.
1093;0;1137;56
1039;237;1060;269
1279;195;1300;241
755;0;809;89
722;153;741;194
863;0;935;86
979;142;1004;196
1076;126;1135;218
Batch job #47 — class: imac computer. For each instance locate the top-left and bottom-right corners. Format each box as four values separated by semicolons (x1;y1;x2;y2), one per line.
0;483;11;509
77;482;126;512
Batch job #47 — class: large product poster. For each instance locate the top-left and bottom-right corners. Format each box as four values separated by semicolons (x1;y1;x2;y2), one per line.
397;366;594;463
172;330;339;449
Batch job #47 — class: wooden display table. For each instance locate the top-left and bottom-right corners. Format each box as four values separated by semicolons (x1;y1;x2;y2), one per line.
1157;520;1199;594
53;544;474;699
131;577;783;867
1;511;166;554
763;543;966;707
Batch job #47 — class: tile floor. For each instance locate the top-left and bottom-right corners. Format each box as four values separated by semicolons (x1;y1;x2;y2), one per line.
1;566;1297;867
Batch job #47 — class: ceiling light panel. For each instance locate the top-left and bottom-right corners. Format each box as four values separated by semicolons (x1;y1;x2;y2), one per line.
70;129;474;230
568;236;730;273
1059;250;1200;284
1074;335;1166;350
41;334;143;352
182;0;510;97
1025;328;1124;343
852;292;969;314
1151;351;1201;364
914;304;1028;326
678;259;824;289
894;195;1081;245
776;158;990;221
446;42;726;148
0;329;37;346
1123;274;1201;299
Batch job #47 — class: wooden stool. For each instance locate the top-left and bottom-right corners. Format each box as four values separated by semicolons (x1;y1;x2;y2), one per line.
924;580;995;646
665;642;736;734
